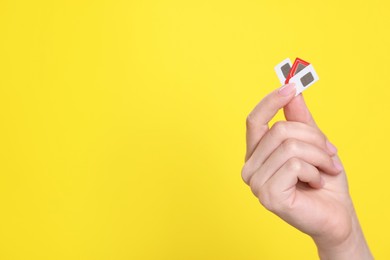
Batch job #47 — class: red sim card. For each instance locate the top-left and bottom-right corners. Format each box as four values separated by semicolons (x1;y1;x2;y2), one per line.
285;58;310;84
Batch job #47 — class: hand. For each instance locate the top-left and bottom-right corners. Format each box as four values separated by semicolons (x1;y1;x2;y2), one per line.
242;83;373;259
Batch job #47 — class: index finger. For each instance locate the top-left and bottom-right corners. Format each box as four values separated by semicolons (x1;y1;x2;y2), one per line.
245;83;296;161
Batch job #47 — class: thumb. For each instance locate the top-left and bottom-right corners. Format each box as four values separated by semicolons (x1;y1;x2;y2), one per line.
283;94;318;128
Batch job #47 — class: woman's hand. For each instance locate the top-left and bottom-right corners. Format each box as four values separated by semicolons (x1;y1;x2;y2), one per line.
242;83;373;259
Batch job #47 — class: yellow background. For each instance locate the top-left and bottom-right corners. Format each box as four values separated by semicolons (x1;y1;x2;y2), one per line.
0;0;389;259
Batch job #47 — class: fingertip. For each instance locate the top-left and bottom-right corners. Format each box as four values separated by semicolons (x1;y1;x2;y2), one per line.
278;83;296;96
332;157;344;174
308;176;325;189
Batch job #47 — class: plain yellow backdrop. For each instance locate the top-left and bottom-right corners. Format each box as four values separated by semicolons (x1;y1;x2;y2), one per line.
0;0;389;259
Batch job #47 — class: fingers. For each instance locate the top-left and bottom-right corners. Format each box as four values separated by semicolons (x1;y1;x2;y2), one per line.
246;83;296;161
244;139;342;185
283;94;318;128
251;158;322;211
244;121;335;179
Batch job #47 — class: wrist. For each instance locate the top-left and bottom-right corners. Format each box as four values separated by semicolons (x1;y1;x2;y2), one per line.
313;208;373;260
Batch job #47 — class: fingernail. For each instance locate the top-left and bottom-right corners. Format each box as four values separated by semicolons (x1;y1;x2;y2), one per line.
326;140;338;154
332;157;343;172
278;83;296;96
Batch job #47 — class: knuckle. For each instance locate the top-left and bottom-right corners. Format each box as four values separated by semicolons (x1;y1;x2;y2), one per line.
246;113;257;128
241;164;251;184
282;139;300;154
258;188;276;212
249;179;260;198
249;173;264;199
270;121;288;138
285;158;303;172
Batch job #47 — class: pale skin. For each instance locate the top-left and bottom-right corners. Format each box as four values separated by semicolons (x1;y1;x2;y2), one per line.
241;83;373;259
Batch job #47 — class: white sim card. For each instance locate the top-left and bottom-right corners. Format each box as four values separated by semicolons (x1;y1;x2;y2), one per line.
288;64;319;95
274;57;319;96
274;58;292;85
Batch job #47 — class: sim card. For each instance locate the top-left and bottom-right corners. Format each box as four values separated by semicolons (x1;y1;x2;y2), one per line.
274;57;319;96
275;58;292;85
